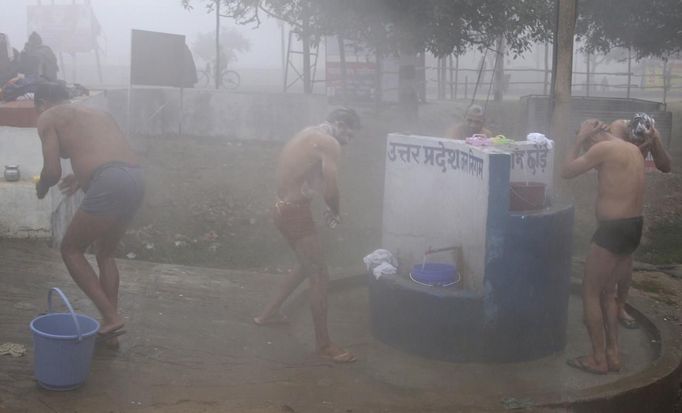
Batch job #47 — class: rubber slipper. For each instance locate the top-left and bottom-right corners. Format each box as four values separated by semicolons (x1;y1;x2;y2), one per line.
253;313;289;326
320;351;357;364
619;317;639;329
97;329;126;341
566;357;607;375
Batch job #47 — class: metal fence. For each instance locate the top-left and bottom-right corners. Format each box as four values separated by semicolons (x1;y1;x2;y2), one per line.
425;64;682;104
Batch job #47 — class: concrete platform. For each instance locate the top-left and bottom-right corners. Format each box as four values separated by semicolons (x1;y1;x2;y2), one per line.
0;240;680;413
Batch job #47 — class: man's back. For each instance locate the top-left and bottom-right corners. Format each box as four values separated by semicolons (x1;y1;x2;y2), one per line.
594;139;645;221
39;104;138;189
276;126;340;203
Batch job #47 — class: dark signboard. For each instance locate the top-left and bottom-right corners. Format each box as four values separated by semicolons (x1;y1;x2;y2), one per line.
131;29;196;87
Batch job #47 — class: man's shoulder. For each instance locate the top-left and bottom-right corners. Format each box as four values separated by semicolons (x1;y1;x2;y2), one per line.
596;139;640;161
36;106;60;126
299;126;338;145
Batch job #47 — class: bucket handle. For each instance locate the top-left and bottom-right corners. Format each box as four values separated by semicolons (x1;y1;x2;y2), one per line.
47;288;83;341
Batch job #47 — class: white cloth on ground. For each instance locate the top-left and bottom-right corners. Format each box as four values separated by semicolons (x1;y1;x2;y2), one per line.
363;249;398;279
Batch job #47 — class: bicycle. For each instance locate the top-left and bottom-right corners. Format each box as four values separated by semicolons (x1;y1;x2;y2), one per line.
197;61;240;90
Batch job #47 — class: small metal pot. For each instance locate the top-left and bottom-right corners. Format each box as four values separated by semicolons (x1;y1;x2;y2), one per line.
4;165;20;182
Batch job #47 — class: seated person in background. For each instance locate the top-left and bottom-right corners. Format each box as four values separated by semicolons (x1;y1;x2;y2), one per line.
18;32;59;81
447;104;493;140
608;113;672;330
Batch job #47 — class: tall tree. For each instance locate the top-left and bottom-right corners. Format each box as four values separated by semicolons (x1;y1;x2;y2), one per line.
577;0;682;59
183;0;556;98
192;26;250;69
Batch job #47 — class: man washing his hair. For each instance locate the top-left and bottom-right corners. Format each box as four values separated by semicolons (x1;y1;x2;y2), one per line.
253;108;362;363
562;119;645;374
609;113;672;330
34;82;144;345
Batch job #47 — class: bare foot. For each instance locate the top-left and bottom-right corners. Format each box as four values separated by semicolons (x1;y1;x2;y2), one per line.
318;344;357;364
606;352;621;372
253;311;289;326
566;355;608;375
618;309;639;329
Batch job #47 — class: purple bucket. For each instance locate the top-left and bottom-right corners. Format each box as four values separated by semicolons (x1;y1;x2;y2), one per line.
30;288;99;391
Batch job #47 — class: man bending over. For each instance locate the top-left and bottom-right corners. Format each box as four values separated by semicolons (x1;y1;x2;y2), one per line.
35;82;144;344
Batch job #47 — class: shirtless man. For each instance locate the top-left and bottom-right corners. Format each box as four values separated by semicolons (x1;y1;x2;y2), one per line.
253;108;361;363
609;113;671;330
447;104;493;140
34;82;144;343
562;119;645;374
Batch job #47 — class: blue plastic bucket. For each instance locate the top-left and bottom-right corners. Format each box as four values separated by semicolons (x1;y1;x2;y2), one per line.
29;288;100;391
410;263;460;287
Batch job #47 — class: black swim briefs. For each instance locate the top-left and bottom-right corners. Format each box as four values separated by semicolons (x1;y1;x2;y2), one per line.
592;216;643;256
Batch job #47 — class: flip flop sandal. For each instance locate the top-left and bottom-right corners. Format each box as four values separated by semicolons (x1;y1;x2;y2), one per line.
253;313;289;326
321;351;357;364
566;357;607;375
97;329;127;341
619;317;639;329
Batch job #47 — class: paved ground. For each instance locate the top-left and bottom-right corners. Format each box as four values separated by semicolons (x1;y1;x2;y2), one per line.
0;240;679;413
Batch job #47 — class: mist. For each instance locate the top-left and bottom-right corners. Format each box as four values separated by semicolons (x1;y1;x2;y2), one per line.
0;1;680;411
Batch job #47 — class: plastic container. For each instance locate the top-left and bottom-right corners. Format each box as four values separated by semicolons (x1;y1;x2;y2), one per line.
410;263;459;287
510;182;546;211
4;165;20;182
30;288;100;391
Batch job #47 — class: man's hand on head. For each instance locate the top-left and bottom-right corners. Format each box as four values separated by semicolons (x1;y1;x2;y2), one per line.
576;119;607;146
635;127;660;152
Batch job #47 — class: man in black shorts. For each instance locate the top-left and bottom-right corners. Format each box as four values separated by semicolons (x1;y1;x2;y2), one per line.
561;119;645;374
35;82;144;345
609;113;671;329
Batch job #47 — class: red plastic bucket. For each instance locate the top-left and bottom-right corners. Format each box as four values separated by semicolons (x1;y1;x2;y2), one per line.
510;182;546;211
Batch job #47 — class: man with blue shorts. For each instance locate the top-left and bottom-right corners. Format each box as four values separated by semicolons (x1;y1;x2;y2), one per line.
34;82;144;345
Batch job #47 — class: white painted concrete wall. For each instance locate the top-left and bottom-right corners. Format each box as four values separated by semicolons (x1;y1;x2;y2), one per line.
381;135;556;292
0;127;42;179
0;181;52;238
382;134;492;290
0;126;54;238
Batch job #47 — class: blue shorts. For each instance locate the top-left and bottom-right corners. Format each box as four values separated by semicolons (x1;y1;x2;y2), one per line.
80;162;145;219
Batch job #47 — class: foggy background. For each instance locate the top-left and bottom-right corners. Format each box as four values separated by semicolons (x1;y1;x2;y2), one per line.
3;0;679;102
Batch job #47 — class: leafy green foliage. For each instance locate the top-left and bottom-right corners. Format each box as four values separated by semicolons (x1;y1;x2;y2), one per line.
183;0;554;57
182;0;681;59
577;0;682;58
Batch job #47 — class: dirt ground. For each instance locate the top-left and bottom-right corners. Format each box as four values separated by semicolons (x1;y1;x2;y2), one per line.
0;238;679;413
